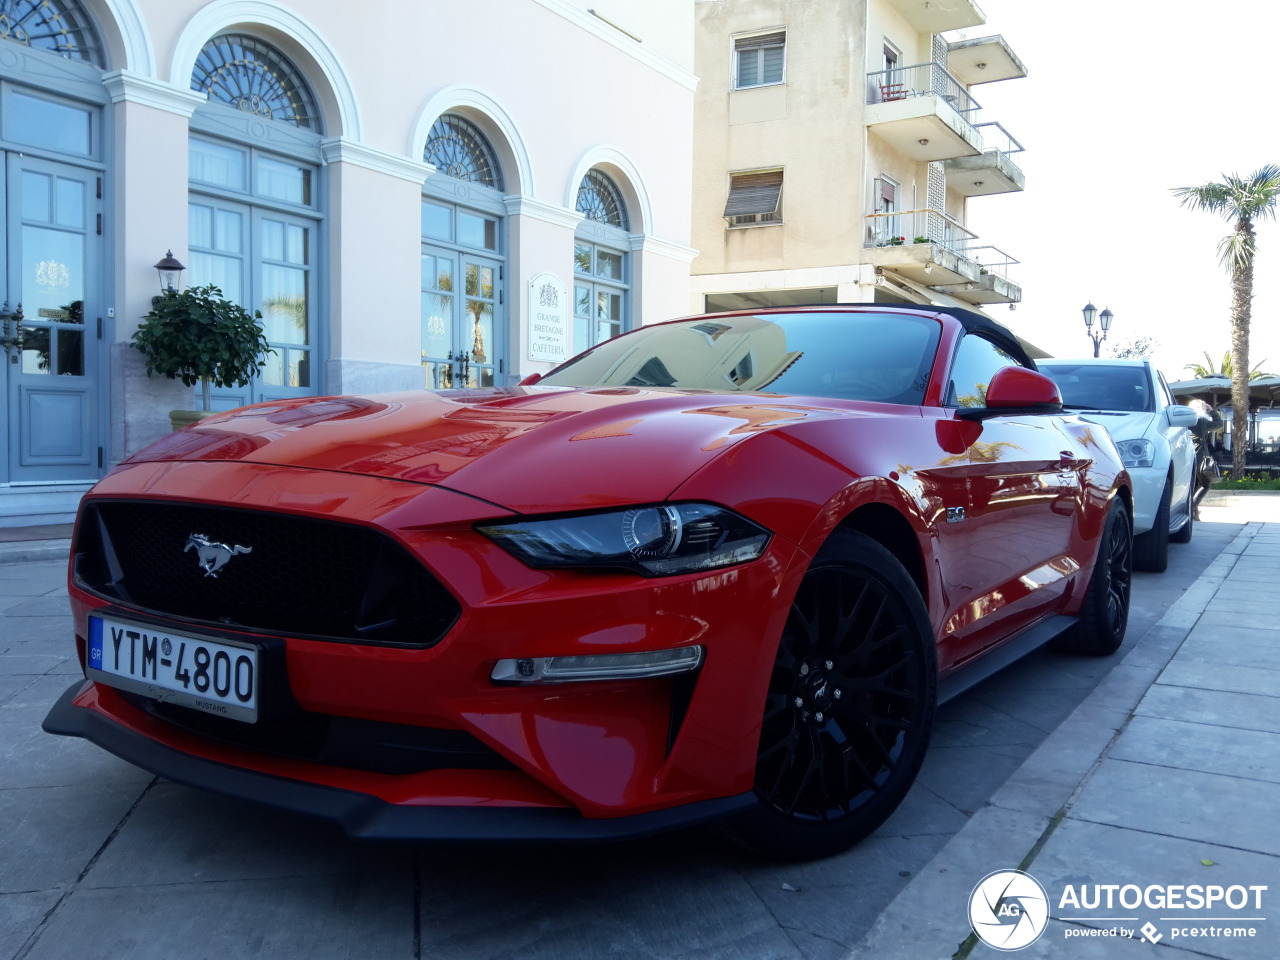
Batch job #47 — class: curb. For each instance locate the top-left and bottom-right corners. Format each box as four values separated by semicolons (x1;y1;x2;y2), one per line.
842;525;1251;960
0;540;71;565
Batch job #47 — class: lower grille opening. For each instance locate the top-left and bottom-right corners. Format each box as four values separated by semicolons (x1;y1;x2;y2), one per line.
124;693;513;776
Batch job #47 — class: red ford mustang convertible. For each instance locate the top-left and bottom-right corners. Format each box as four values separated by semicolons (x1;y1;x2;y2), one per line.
45;305;1132;859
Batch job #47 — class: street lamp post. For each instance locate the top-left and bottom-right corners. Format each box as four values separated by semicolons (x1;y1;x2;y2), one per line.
1081;301;1115;357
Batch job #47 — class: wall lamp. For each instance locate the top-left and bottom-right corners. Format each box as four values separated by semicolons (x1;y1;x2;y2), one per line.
154;250;186;293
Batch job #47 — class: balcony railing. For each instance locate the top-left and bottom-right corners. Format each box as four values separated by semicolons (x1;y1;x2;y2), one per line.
864;208;977;254
966;245;1020;283
867;62;982;120
972;121;1024;158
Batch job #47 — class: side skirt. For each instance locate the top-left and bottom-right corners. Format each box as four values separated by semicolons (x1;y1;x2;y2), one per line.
937;615;1076;704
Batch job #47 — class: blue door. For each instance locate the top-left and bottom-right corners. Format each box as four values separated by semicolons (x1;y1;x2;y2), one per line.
3;153;101;482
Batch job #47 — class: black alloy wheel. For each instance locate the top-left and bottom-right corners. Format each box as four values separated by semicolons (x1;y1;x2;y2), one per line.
729;530;936;860
1056;497;1131;656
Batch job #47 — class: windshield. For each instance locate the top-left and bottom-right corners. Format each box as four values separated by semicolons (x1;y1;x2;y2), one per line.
540;311;942;405
1038;363;1154;413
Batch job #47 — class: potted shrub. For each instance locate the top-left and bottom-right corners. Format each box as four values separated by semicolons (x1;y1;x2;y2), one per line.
130;284;274;431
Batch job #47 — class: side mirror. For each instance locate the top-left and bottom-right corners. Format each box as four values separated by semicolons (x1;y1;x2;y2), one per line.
957;366;1063;421
1165;404;1200;429
518;371;544;387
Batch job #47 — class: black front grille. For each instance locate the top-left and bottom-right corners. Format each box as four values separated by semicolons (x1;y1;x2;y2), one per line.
75;500;459;647
123;694;512;776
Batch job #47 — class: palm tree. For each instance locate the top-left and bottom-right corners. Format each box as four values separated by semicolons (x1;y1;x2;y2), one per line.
1183;350;1274;381
1174;165;1280;477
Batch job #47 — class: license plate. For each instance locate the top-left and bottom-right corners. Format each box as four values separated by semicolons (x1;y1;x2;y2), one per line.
87;616;260;723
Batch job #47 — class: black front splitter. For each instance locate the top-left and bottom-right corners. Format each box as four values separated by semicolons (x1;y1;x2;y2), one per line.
42;681;755;843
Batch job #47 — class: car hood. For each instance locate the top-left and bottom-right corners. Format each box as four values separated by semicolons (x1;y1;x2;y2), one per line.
125;387;862;513
1071;411;1156;442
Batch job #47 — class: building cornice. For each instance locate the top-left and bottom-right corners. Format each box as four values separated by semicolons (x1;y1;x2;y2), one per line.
631;235;699;263
320;138;430;183
102;71;206;116
505;196;584;229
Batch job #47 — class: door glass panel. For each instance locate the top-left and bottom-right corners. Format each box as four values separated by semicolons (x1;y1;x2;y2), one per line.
189;203;244;302
467;301;493;365
190;139;247;190
573;242;591;276
261;265;308;345
261;349;285;387
55;179;85;228
8;92;91;155
422;202;452;242
596;250;623;281
21;172;52;223
189;204;213;246
287;349;311;388
421;254;455;390
261;219;284;261
216;210;243;253
458;211;497;251
21;224;86;378
58;329;85;376
574;284;591;355
257;156;311;205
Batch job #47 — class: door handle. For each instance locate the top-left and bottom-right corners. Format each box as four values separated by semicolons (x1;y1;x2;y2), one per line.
0;302;24;362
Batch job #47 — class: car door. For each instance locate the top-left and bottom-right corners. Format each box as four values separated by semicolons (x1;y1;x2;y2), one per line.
938;334;1083;668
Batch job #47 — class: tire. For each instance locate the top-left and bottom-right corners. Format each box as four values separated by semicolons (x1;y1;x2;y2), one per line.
1170;483;1194;544
727;530;937;860
1056;498;1131;656
1133;479;1170;572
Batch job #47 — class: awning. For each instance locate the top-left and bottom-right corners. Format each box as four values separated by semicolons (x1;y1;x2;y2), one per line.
724;171;783;218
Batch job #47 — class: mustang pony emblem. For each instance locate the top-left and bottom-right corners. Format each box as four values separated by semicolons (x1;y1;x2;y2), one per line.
184;533;252;578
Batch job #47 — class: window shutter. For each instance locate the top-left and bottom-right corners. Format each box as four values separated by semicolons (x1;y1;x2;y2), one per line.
734;31;786;52
725;171;784;218
878;178;896;203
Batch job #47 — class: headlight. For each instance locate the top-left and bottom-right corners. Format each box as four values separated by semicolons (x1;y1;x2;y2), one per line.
1117;438;1154;469
477;502;771;576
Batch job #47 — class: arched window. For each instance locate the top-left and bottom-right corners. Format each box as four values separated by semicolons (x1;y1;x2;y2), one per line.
0;0;102;64
576;169;629;230
424;114;504;190
573;169;630;353
420;114;507;390
191;34;320;130
186;34;323;409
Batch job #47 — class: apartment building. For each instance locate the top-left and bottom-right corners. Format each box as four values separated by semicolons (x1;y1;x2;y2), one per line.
691;0;1026;317
0;0;695;524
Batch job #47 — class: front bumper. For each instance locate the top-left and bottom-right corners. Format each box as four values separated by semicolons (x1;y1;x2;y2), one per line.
1127;465;1166;535
43;680;755;841
56;459;807;830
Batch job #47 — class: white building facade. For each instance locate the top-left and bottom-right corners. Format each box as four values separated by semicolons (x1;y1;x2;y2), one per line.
0;0;696;523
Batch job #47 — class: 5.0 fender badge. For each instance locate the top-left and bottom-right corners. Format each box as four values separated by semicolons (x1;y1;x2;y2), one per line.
184;533;253;578
946;506;967;523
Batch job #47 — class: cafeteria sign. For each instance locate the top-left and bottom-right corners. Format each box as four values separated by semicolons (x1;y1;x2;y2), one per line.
528;272;569;364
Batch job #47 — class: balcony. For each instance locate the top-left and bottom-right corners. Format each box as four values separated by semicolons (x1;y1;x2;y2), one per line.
865;62;983;162
945;121;1025;196
946;35;1028;86
930;246;1022;304
863;212;1022;305
884;0;985;34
